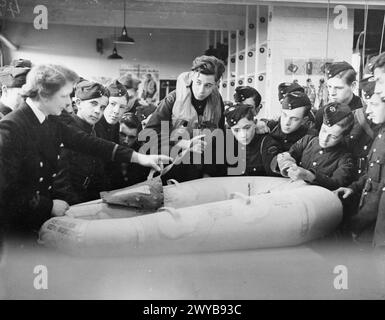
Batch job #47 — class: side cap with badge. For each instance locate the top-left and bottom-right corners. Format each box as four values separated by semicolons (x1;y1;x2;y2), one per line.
107;80;128;98
75;80;110;100
224;103;255;127
278;82;304;102
325;61;355;79
323;102;352;127
281;91;311;110
0;66;30;88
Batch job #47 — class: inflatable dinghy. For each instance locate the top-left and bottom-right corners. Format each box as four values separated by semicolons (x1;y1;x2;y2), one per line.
39;177;342;256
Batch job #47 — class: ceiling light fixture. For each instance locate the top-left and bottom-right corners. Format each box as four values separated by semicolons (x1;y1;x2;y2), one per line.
108;27;123;59
114;0;135;45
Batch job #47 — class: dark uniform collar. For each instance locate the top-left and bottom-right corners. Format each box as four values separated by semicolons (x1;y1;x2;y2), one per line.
72;114;95;134
99;115;114;130
20;101;45;128
348;94;363;111
0;101;12;116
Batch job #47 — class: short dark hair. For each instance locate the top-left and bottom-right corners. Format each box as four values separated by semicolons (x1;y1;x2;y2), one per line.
191;55;226;82
120;112;142;132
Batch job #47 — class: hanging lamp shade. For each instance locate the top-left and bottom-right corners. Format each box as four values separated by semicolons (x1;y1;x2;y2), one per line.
114;26;135;44
108;45;123;59
113;0;135;45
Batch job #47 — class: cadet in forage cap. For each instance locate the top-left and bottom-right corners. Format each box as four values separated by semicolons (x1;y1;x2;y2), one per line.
118;73;141;113
276;102;355;191
314;61;363;131
264;91;316;152
224;103;280;176
53;80;111;205
0;65;30;118
96;80;129;144
97;80;130;191
335;64;385;246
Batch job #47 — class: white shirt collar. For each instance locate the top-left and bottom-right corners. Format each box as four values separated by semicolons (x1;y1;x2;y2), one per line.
26;97;46;124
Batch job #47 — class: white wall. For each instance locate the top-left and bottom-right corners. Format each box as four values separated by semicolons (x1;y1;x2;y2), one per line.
3;22;208;81
264;6;354;118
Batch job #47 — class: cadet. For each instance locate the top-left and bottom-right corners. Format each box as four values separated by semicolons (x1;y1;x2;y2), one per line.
335;53;385;247
0;64;170;233
145;55;226;182
266;91;316;152
118;73;141;114
97;80;129;143
225;103;280;176
277;102;356;190
314;61;362;130
53;80;110;205
0;65;30;118
111;113;149;188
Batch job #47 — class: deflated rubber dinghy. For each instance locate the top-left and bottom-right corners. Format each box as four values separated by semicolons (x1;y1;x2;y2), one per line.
39;176;342;256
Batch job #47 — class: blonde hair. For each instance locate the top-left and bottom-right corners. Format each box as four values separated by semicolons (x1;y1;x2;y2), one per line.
21;64;79;99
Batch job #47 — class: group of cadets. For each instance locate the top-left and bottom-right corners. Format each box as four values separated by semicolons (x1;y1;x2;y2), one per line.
1;52;385;248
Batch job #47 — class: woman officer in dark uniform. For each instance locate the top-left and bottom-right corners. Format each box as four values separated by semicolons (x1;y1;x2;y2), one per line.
0;64;170;234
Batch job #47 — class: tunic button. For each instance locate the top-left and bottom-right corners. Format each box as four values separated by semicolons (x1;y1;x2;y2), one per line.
60;143;64;147
376;160;380;163
364;146;368;150
373;149;376;152
379;134;382;138
370;163;374;167
48;186;52;190
312;162;317;166
253;168;256;171
40;162;43;168
52;173;57;178
382;187;385;192
39;177;43;182
36;190;40;195
350;135;354;139
57;155;60;160
319;150;323;155
284;140;288;143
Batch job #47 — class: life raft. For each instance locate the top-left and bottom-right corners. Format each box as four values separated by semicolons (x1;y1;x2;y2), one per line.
39;177;342;256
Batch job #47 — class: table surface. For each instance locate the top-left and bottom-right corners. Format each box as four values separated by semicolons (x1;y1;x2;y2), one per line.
1;236;384;300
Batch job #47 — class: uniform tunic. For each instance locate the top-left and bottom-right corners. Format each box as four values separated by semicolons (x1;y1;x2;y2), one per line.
0;101;12;118
267;120;317;152
0;102;133;231
53;114;108;205
97;115;120;144
227;133;280;176
348;126;385;246
288;135;356;190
